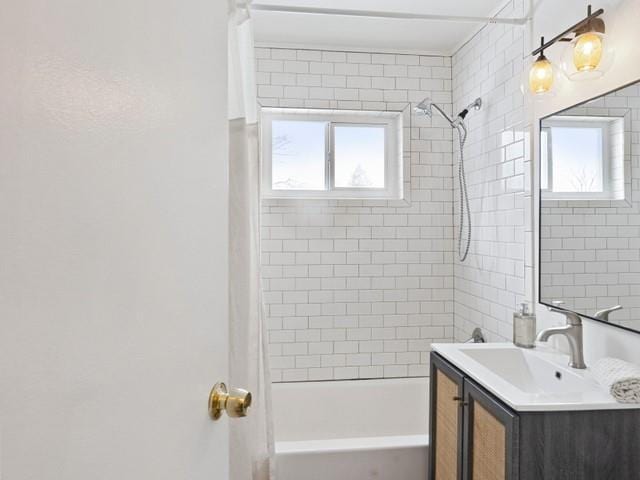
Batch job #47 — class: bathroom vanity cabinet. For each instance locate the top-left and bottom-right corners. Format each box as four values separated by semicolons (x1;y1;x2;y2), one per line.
428;352;640;480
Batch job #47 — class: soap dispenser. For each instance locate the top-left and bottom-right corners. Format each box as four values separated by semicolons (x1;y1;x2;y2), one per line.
513;303;536;348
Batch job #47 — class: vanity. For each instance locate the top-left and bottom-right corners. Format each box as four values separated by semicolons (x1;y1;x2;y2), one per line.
428;343;640;480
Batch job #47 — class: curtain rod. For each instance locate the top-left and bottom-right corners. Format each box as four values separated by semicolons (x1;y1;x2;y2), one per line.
244;4;529;25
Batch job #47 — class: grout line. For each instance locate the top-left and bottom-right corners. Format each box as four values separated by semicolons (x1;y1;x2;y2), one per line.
255;42;450;58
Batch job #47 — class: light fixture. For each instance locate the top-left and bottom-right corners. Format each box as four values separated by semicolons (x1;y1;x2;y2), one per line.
527;4;612;92
560;5;613;80
529;38;554;96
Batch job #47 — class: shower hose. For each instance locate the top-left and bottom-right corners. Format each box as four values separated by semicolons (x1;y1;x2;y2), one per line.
455;123;471;262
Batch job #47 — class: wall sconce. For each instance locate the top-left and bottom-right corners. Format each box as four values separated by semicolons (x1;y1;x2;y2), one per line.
528;38;555;96
560;5;613;80
527;4;612;96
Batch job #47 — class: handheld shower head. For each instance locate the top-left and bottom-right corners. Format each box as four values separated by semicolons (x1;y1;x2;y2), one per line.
468;97;482;111
456;97;483;121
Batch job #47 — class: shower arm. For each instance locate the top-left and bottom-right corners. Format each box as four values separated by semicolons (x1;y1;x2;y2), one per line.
428;103;455;126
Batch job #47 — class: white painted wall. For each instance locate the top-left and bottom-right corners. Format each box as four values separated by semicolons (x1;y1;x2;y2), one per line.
0;1;230;478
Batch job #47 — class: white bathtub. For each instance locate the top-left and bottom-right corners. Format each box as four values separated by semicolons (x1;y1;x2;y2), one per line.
272;378;430;480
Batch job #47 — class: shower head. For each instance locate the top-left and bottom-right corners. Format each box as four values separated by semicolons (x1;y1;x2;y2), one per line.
414;98;454;125
414;98;434;117
415;97;483;128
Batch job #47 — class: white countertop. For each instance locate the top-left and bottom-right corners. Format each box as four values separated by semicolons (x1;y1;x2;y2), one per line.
432;342;640;412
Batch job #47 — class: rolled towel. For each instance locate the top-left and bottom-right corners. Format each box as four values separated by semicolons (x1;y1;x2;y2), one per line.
592;357;640;404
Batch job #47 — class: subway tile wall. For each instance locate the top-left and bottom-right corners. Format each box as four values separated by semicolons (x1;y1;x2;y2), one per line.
256;47;456;381
540;82;640;331
451;0;530;342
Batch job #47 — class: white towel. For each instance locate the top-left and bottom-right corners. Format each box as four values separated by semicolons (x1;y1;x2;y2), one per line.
592;357;640;404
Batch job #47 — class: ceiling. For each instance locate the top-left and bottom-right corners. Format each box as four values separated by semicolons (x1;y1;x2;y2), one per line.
251;0;513;56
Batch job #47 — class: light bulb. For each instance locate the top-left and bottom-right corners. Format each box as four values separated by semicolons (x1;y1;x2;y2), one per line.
573;32;603;72
529;55;554;95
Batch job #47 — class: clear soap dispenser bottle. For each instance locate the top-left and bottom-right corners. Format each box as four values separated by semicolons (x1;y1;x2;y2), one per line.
513;303;536;348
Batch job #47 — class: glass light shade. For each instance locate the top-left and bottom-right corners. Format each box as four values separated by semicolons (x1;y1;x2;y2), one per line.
561;32;613;81
574;32;603;72
529;56;554;95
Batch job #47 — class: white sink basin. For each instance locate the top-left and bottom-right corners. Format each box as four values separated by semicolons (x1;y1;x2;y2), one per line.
460;347;586;395
432;343;640;411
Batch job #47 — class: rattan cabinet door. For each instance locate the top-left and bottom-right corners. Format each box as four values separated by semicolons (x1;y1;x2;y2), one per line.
462;379;519;480
429;353;465;480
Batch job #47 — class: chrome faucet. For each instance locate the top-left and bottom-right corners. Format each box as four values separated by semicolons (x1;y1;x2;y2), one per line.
536;306;586;369
594;305;622;322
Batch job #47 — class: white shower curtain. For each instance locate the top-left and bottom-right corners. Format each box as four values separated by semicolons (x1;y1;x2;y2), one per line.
228;3;275;479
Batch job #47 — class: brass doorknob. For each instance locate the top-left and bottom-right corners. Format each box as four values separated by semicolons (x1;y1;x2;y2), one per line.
208;382;252;420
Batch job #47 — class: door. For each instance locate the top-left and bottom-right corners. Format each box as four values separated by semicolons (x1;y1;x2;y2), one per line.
0;1;231;478
463;380;519;480
429;353;465;480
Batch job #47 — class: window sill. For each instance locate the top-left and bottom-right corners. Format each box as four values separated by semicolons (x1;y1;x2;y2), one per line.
262;188;403;201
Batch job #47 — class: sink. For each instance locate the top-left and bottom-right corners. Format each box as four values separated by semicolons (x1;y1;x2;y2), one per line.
459;347;586;395
432;343;640;411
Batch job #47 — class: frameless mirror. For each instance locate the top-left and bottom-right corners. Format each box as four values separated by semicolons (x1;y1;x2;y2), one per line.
539;79;640;333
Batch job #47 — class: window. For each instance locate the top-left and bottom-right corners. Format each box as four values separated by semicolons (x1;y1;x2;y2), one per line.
541;116;623;200
261;108;402;199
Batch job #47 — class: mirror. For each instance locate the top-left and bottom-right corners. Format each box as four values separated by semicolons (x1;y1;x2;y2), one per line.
539;79;640;333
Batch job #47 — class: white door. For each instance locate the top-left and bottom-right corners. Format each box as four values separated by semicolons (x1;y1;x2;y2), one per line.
0;1;231;478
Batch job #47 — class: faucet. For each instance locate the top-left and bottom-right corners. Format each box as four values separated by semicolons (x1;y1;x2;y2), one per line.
594;305;622;322
536;306;586;369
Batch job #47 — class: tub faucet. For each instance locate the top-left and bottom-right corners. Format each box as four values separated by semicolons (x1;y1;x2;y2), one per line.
465;327;486;343
536;306;586;369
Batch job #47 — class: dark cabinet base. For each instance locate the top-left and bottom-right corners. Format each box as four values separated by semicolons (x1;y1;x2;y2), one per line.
429;352;640;480
519;409;640;480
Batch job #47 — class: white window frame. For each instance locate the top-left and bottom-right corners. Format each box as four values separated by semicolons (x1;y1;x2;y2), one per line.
541;116;615;200
260;108;403;199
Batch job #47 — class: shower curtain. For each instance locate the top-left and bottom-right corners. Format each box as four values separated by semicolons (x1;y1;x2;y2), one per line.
228;2;275;479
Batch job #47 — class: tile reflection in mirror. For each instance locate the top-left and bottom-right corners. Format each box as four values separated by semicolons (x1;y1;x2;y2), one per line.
539;79;640;332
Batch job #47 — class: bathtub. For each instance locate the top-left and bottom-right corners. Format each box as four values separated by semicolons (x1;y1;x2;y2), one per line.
272;377;430;480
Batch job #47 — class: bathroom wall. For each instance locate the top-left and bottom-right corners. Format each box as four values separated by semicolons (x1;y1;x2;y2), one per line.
451;0;530;342
256;47;455;381
257;0;640;382
451;0;640;360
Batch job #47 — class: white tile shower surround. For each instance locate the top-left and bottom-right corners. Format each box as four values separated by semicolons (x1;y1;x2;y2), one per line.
451;0;531;343
540;83;640;330
257;0;640;382
256;47;456;381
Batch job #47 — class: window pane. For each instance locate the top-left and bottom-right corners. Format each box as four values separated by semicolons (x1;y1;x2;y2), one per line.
550;126;603;193
334;125;385;188
271;120;326;190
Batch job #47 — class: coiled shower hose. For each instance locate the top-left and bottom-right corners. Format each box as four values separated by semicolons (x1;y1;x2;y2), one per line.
455;123;471;262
